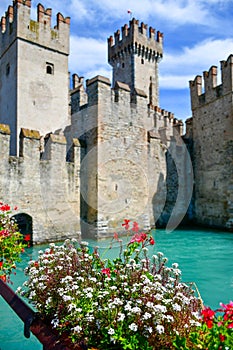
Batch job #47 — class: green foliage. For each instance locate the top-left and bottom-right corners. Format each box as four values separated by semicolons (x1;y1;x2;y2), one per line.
173;302;233;349
20;220;202;349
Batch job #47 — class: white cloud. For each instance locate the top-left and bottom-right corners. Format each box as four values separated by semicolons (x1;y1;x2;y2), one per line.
159;38;233;89
63;0;223;28
160;75;192;89
69;35;110;79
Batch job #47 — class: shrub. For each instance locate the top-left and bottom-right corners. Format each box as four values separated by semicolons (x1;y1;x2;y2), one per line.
174;301;233;349
19;221;202;349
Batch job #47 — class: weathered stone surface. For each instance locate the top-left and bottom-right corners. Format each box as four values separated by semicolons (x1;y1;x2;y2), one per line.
189;55;233;230
0;2;231;244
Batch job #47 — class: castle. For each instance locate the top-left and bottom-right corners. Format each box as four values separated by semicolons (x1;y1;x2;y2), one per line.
0;0;232;244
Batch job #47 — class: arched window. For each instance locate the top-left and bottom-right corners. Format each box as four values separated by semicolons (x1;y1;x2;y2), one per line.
46;62;54;75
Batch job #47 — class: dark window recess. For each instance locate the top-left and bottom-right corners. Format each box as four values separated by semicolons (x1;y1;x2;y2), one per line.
6;63;10;76
46;63;54;75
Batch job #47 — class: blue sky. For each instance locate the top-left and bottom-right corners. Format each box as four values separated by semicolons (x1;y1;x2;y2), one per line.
1;0;233;121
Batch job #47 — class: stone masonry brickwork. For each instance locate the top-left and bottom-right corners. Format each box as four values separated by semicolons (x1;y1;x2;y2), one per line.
0;1;232;243
0;0;70;156
0;123;81;244
189;57;233;230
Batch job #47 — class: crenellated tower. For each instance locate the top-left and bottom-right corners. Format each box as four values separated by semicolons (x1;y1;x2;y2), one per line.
189;55;233;230
108;19;163;106
0;1;70;155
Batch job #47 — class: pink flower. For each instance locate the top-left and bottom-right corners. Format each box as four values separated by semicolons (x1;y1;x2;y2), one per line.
0;229;9;237
220;301;233;321
228;322;233;328
132;222;139;232
101;268;111;278
113;232;119;241
130;232;147;244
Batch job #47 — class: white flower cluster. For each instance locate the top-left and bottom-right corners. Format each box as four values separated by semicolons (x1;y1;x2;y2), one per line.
19;239;202;349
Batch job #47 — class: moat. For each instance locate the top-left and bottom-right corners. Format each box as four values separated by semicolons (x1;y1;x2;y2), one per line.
0;227;233;350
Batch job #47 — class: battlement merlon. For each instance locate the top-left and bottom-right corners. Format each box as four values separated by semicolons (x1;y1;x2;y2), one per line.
202;66;218;103
189;55;233;110
221;54;233;94
37;3;52;27
42;133;67;161
189;75;203;110
108;18;163;63
19;128;40;158
0;124;11;160
0;1;70;56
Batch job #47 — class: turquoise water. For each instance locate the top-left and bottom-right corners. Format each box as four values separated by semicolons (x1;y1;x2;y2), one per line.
0;228;233;350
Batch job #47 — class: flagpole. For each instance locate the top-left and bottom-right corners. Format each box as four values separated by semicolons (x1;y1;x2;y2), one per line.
127;9;133;19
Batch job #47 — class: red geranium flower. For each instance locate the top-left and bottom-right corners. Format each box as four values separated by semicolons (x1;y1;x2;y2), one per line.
24;234;31;241
201;307;215;328
0;275;6;282
101;268;111;278
219;334;225;342
122;219;130;230
149;236;155;245
0;204;10;211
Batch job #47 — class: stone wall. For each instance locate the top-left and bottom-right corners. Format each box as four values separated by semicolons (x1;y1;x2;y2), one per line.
0;1;70;155
0;124;81;244
69;76;190;238
189;55;233;230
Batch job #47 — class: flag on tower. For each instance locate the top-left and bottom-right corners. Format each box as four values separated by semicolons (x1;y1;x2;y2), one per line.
127;9;133;19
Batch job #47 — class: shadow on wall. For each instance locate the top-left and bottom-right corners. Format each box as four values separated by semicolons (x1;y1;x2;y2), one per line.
153;151;178;228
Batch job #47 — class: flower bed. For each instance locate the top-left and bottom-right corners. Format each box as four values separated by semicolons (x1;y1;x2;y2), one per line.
19;221;203;349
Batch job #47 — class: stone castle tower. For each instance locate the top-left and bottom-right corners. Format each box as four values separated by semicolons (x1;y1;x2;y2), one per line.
69;19;190;238
189;56;233;229
108;19;163;106
0;0;70;155
0;1;232;243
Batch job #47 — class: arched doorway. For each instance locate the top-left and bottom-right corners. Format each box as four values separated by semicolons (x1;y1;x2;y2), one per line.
12;213;33;246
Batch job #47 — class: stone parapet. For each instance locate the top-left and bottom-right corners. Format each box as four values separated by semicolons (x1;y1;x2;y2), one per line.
189;55;233;110
0;123;11;135
108;18;163;64
0;1;70;57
